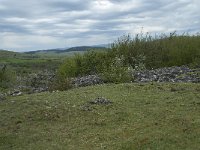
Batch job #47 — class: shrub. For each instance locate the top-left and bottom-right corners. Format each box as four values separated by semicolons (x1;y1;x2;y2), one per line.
101;56;133;83
57;50;112;79
58;57;78;78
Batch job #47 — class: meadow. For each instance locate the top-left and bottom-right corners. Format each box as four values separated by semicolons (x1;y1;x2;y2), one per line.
0;83;200;149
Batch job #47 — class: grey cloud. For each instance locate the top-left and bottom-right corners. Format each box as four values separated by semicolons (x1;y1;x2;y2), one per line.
0;22;31;34
46;1;90;11
0;0;199;51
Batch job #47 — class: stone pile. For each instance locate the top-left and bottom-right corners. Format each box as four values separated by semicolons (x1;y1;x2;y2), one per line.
72;75;103;87
16;70;55;94
133;66;200;83
80;97;113;111
89;97;113;105
2;66;199;98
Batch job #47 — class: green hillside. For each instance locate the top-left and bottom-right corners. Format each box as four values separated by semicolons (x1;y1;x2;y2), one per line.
0;50;63;74
1;83;200;149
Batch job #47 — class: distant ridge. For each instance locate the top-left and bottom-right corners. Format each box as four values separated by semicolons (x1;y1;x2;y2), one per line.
25;45;109;54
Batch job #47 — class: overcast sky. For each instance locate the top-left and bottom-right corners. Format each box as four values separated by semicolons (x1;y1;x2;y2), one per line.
0;0;199;52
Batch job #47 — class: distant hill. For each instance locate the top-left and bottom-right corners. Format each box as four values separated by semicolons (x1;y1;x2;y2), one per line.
0;49;19;58
25;45;109;55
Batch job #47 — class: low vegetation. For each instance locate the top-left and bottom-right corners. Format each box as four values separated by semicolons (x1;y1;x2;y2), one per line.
0;83;200;149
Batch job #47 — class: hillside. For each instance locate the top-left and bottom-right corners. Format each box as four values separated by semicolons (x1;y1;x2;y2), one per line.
0;50;63;73
1;83;200;149
25;46;107;55
0;50;25;59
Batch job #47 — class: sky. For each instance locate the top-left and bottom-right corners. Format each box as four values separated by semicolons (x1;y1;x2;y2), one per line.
0;0;200;52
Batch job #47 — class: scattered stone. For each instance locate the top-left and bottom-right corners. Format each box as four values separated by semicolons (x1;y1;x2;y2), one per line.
133;66;200;83
80;97;112;111
72;75;103;87
80;104;93;111
16;70;55;94
89;97;113;105
2;66;199;97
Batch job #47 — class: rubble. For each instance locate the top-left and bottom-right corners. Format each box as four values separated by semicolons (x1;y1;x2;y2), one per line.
72;75;103;87
133;66;200;83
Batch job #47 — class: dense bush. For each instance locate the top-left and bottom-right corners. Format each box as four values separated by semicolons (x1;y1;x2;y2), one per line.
111;32;200;69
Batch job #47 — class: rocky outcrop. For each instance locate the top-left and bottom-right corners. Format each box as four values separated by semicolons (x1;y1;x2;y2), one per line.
72;75;103;87
133;66;200;83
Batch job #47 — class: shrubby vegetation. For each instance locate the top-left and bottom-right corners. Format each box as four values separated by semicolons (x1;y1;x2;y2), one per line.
57;32;200;87
57;50;134;85
111;32;200;68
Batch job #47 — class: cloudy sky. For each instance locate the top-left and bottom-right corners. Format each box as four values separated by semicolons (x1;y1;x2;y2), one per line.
0;0;199;51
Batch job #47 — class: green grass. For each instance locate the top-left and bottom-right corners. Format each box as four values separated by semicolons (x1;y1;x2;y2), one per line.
0;50;64;74
0;83;200;149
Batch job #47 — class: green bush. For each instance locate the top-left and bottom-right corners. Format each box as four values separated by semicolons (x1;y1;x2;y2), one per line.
57;50;111;78
111;32;200;69
58;57;78;78
101;56;133;83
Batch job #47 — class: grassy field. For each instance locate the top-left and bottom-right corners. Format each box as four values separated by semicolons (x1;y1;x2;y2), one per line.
0;83;200;150
0;50;64;74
